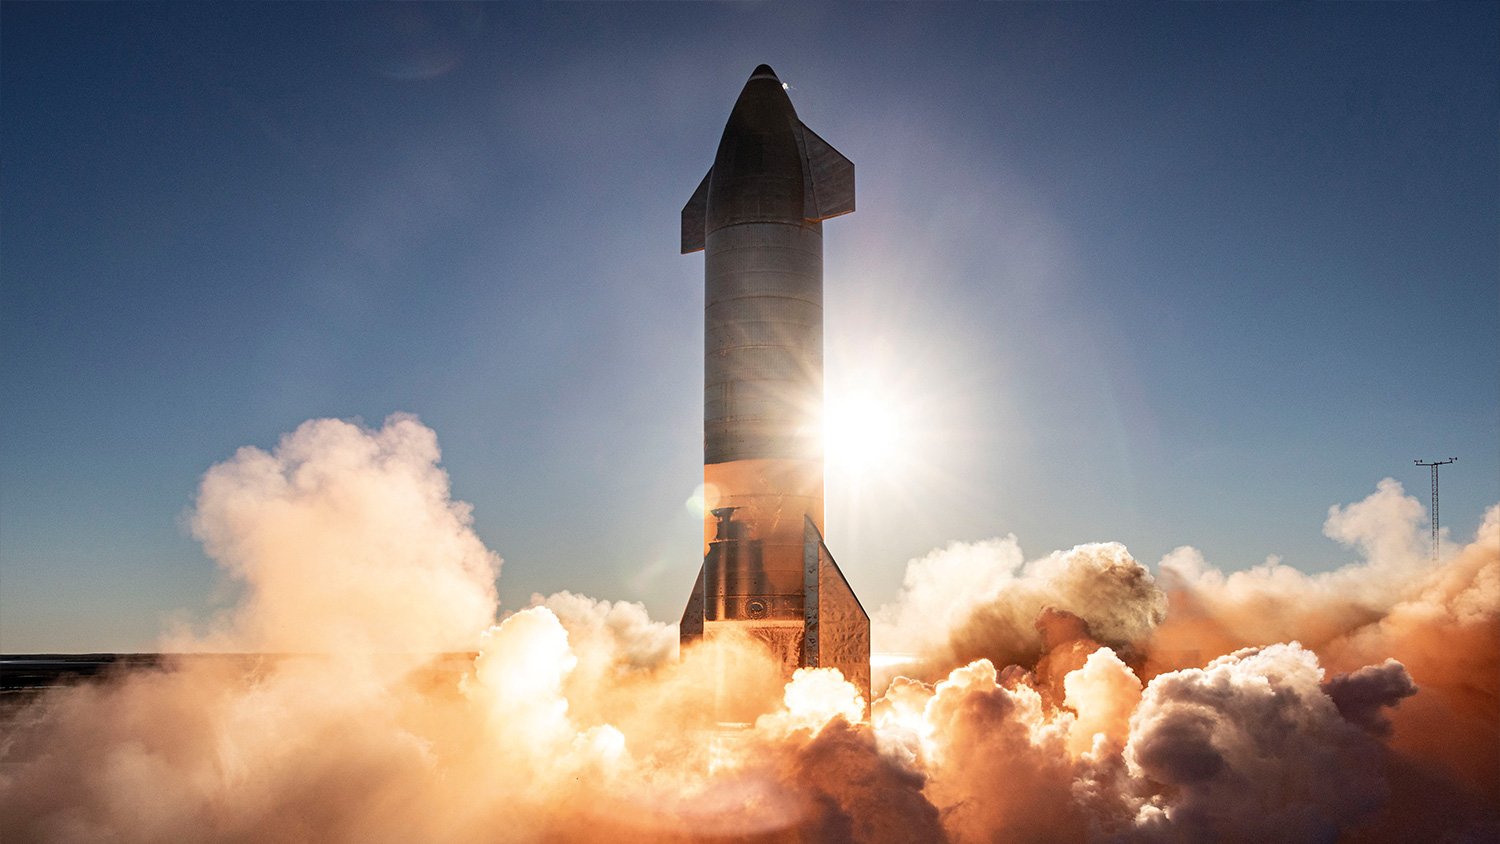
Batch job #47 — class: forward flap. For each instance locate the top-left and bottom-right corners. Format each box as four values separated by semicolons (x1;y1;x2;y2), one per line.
681;169;711;254
796;122;855;222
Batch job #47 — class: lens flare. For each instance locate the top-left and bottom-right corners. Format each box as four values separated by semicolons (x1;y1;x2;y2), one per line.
684;482;722;517
824;389;904;476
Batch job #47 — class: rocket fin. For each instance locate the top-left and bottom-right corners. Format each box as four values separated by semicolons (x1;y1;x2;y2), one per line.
679;558;706;650
796;122;855;222
801;517;871;717
681;169;711;254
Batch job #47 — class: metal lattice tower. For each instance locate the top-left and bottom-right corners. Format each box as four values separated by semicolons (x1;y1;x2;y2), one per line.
1414;458;1456;563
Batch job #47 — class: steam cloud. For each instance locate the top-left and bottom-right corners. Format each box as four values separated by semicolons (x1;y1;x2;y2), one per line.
2;416;1495;842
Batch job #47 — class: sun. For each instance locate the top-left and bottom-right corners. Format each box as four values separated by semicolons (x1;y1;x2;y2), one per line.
815;354;968;538
822;381;909;486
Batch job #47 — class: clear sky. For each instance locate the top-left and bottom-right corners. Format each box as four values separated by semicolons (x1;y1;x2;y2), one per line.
2;2;1496;653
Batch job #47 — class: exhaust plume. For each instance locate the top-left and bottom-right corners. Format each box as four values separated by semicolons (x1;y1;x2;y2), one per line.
2;419;1495;842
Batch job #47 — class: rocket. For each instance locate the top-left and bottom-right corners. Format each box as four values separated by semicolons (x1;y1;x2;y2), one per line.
679;64;870;715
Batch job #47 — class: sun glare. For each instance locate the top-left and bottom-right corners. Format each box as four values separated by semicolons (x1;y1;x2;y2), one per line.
683;362;953;526
824;393;899;469
817;358;966;537
822;381;912;487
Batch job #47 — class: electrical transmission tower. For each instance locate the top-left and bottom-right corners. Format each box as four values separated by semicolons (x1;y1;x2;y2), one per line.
1414;458;1456;563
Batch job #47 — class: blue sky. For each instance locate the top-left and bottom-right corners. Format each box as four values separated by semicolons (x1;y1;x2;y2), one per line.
3;2;1496;652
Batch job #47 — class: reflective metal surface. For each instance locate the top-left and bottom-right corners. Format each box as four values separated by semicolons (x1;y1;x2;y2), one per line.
703;222;822;465
679;64;866;719
679;564;704;649
803;518;871;714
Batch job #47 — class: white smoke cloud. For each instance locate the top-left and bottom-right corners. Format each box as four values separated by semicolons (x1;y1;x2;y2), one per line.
1;418;1495;843
1125;643;1408;843
875;538;1166;684
1323;477;1429;574
182;414;500;655
873;535;1027;658
1064;647;1142;756
1148;479;1441;667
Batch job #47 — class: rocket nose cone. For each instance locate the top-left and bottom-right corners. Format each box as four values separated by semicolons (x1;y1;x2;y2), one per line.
750;64;779;81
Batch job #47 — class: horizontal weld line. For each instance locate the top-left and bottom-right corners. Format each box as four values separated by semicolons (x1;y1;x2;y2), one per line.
706;262;820;270
706;295;821;307
707;221;822;233
706;378;816;385
708;344;817;353
708;320;821;328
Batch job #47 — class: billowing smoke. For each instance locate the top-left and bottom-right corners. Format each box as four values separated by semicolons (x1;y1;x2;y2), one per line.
180;413;501;655
874;538;1167;689
2;418;1496;842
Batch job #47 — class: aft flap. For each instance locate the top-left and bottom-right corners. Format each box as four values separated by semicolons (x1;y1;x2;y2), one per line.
679;559;706;645
681;169;711;254
801;516;871;719
796;122;855;222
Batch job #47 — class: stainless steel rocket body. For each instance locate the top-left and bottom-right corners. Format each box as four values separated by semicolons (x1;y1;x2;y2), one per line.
702;219;825;622
679;65;870;712
704;221;823;470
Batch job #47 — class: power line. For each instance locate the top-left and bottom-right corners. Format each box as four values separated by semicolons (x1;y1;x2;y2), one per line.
1414;458;1456;563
